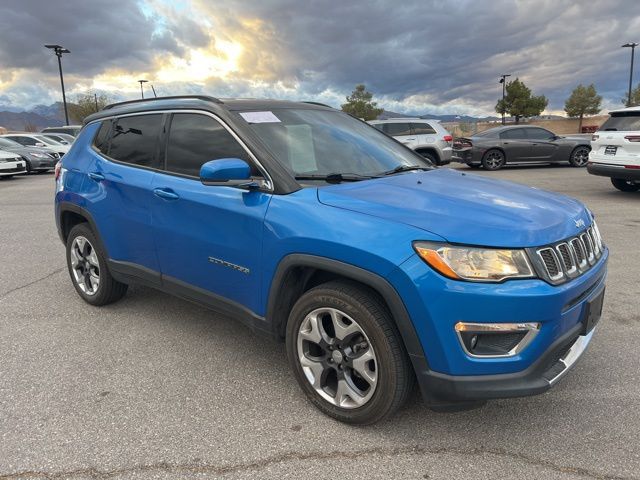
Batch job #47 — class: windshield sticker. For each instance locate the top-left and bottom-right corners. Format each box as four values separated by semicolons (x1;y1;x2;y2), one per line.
240;111;281;123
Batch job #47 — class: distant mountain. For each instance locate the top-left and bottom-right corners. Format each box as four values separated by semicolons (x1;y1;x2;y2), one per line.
0;102;65;131
377;110;500;122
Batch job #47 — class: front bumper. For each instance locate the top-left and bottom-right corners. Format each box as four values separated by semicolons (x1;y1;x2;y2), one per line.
388;247;607;404
588;161;640;181
0;161;26;176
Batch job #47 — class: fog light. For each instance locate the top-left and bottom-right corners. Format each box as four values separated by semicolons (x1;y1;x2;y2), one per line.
455;322;540;358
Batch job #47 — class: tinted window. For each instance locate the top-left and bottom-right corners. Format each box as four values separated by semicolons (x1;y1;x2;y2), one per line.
109;115;163;168
93;121;111;155
500;129;526;139
411;122;436;135
166;113;250;177
526;128;554;140
383;123;412;136
600;112;640;132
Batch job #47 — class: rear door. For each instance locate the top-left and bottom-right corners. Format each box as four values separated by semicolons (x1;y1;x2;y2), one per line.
410;122;438;149
150;112;271;313
85;114;164;274
383;122;415;148
499;128;529;161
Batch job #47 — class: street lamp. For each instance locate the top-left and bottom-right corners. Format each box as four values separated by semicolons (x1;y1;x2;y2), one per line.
622;42;638;107
138;79;149;99
499;74;511;125
44;44;70;125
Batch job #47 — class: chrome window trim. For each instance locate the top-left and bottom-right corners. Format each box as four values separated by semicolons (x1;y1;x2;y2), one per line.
454;322;541;359
85;109;274;192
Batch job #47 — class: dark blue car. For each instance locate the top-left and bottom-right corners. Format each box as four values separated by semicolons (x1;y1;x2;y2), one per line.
55;96;607;424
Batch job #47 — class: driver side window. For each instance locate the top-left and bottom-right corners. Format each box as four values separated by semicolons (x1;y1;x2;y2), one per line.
165;113;253;178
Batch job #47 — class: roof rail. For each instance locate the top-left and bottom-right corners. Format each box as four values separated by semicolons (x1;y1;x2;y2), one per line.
103;95;223;110
302;101;333;108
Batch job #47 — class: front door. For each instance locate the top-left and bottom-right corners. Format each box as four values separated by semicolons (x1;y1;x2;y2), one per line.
151;112;271;314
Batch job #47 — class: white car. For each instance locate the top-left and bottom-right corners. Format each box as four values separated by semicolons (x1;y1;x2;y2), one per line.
588;105;640;192
0;150;27;178
1;133;70;157
369;118;453;165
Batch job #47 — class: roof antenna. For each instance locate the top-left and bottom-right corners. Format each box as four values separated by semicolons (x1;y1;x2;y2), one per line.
150;84;158;98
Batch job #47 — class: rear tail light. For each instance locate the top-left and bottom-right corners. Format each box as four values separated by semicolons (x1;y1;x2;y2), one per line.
443;135;453;142
625;165;640;169
624;135;640;142
592;134;599;141
54;161;62;180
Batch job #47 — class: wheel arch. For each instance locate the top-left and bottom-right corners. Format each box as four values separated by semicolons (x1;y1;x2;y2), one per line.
58;202;109;257
414;147;440;162
266;254;428;368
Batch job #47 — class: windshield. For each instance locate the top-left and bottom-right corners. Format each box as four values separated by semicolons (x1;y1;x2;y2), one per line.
242;109;431;178
0;138;21;148
34;135;62;146
600;112;640;132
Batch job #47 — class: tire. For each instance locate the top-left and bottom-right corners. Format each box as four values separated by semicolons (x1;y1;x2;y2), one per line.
286;280;413;425
611;178;640;192
417;150;438;165
481;149;506;170
569;146;590;167
66;223;128;306
24;160;32;173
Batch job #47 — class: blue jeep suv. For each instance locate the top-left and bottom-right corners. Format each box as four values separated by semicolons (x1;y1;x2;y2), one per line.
55;96;608;424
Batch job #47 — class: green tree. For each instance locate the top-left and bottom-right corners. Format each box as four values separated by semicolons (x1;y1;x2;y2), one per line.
624;83;640;107
495;78;548;124
564;84;602;133
341;84;384;121
68;93;112;123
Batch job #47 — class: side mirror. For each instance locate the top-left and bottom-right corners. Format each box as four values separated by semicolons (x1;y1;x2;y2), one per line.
35;142;46;147
200;158;253;187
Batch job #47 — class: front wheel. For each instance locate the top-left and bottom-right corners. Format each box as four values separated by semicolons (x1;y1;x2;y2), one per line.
569;146;590;167
611;178;640;192
481;149;506;170
286;281;413;424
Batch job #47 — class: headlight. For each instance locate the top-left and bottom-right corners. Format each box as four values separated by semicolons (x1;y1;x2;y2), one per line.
414;242;535;282
30;152;48;158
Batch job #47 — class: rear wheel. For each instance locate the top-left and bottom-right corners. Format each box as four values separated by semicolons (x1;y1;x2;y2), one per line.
569;146;590;167
417;150;437;165
481;149;506;170
286;280;413;424
611;178;640;192
66;223;128;306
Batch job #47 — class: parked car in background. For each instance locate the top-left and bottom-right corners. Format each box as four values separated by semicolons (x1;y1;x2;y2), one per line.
1;133;70;157
0;137;59;173
42;133;76;145
41;125;82;137
56;96;607;424
587;106;640;192
369;118;452;165
0;149;27;178
453;125;591;170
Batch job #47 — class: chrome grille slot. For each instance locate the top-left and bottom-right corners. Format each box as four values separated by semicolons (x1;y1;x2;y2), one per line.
570;238;586;268
589;228;600;256
556;243;576;275
581;233;595;264
538;248;563;281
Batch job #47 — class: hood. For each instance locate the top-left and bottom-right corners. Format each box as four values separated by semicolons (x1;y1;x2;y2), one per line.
317;169;591;248
0;149;20;160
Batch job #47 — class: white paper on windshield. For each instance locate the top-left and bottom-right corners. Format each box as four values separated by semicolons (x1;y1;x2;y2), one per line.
239;111;281;123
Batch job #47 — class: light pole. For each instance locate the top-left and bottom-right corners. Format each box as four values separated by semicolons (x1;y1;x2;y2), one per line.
622;43;638;107
138;79;149;99
499;74;511;125
44;44;70;125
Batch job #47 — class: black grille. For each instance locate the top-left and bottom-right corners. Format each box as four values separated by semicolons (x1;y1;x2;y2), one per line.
557;243;573;272
571;239;585;265
539;248;560;278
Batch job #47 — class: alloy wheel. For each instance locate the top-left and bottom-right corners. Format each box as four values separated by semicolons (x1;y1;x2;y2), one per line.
483;151;504;170
297;307;378;409
69;236;101;295
572;147;590;166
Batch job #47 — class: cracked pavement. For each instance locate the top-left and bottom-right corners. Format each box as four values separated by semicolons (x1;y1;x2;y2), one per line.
0;168;639;479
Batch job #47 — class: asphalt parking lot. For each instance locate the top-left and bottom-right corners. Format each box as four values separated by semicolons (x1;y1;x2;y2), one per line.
1;166;639;480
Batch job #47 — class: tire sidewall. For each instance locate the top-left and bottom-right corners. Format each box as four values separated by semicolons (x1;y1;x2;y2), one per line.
569;146;590;167
286;286;400;424
66;224;110;305
482;149;505;170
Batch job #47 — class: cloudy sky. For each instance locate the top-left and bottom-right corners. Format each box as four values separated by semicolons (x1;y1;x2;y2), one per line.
0;0;639;116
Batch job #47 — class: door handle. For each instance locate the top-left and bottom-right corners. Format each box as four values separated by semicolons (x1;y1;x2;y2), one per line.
87;172;105;182
153;188;180;200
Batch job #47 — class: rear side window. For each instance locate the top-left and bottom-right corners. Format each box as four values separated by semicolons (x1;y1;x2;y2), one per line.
526;128;554;140
411;123;436;135
109;114;163;169
500;128;526;139
165;113;250;177
93;121;111;155
600;112;640;132
383;123;412;136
